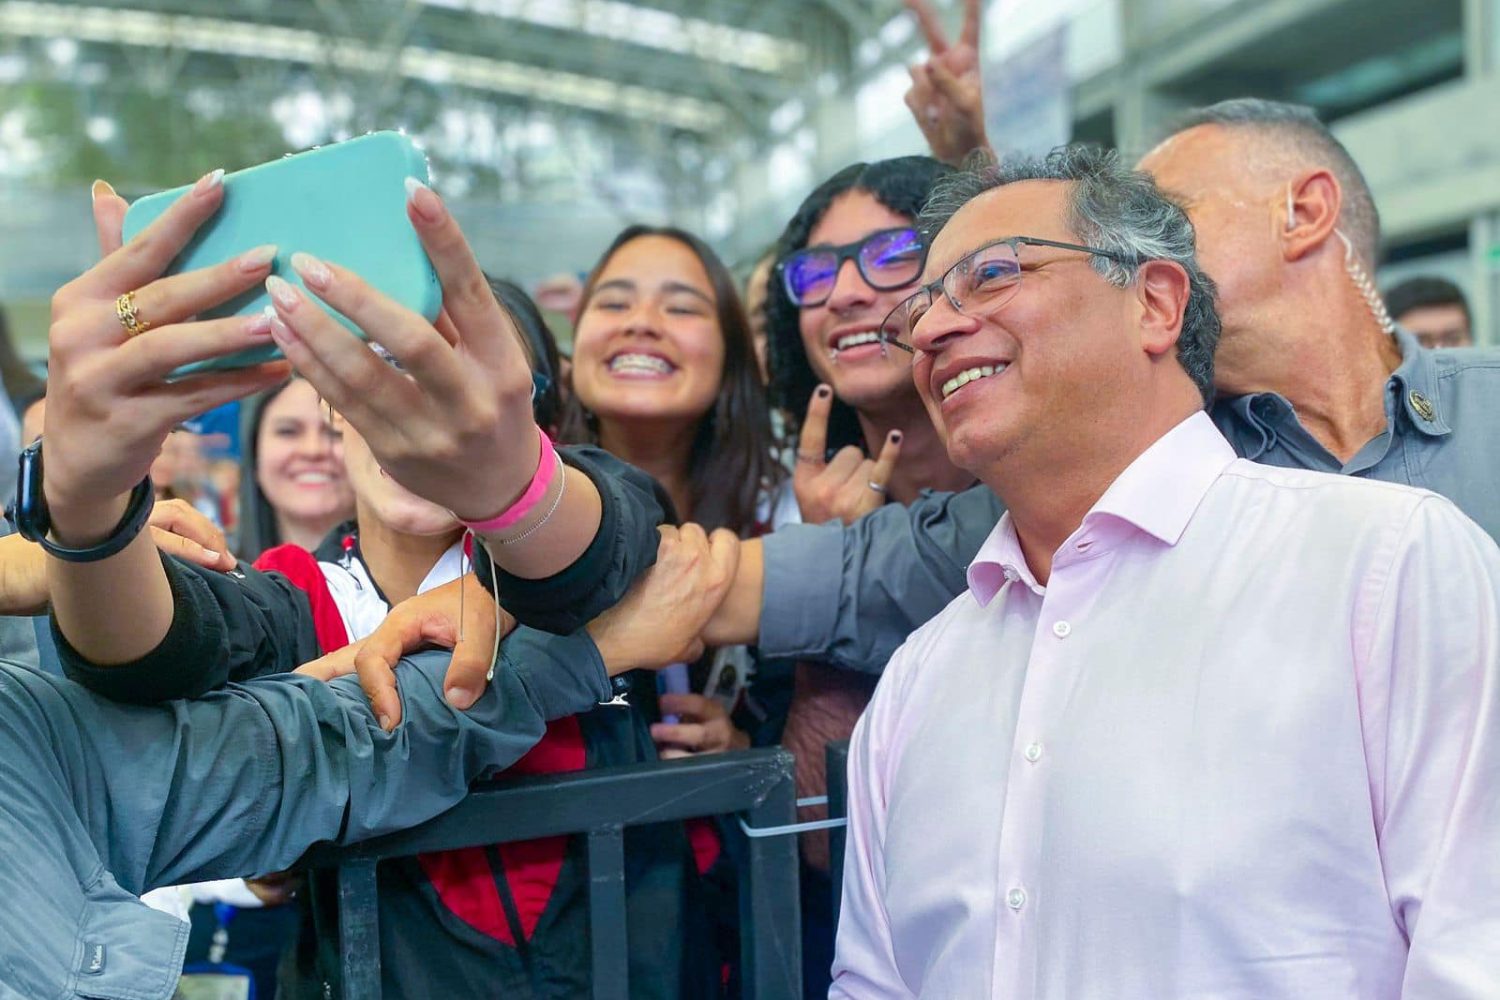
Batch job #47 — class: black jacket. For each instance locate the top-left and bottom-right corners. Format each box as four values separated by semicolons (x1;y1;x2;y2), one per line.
58;445;669;701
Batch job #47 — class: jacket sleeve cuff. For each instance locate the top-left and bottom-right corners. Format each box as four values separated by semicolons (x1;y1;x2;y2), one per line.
56;551;231;703
480;445;665;634
502;627;612;720
758;522;845;660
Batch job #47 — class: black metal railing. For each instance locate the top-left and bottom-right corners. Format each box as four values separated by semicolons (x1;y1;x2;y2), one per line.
300;747;803;1000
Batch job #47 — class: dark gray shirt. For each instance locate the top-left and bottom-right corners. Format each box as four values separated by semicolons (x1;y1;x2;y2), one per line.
760;330;1500;674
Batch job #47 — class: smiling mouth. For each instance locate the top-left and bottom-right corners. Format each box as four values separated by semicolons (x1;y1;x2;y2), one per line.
607;353;676;376
291;471;334;485
834;331;882;352
940;364;1007;400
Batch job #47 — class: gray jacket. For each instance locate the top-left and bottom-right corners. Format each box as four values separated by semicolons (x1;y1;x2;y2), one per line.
0;636;610;1000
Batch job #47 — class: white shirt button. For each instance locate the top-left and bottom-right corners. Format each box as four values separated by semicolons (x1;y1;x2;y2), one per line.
1052;620;1072;638
1003;567;1019;582
1024;742;1043;763
1007;887;1027;910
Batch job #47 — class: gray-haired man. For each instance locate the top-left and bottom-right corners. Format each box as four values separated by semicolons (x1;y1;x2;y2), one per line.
830;147;1500;999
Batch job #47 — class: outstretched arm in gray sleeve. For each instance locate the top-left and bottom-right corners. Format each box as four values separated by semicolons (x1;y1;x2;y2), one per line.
758;484;1000;673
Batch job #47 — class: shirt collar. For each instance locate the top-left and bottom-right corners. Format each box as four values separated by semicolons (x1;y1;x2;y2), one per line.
967;411;1237;606
1388;327;1452;437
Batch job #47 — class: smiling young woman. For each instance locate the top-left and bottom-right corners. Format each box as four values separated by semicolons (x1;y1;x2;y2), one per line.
560;224;787;534
237;377;355;558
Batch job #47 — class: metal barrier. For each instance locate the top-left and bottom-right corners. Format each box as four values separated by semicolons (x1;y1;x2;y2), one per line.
824;739;850;930
299;747;803;1000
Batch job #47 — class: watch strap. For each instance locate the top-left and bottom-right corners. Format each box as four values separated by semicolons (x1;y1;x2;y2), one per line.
35;475;156;563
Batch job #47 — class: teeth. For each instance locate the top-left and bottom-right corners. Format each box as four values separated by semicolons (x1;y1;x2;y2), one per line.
608;353;673;375
940;364;1005;400
293;472;332;484
835;332;882;351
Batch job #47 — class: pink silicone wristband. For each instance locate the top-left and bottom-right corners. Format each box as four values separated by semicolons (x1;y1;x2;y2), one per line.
462;430;559;534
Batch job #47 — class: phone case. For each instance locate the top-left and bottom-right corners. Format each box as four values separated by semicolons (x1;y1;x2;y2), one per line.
120;131;441;378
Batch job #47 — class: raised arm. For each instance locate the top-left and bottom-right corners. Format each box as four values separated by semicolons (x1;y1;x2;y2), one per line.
706;484;999;673
42;171;290;667
261;180;638;609
902;0;990;166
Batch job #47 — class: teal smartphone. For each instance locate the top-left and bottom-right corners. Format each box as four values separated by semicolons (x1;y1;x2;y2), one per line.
120;130;442;378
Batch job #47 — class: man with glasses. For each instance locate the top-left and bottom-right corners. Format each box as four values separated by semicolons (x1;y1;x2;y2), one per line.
829;146;1500;999
699;98;1500;683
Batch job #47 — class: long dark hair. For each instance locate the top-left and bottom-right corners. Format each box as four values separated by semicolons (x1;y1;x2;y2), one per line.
766;155;953;453
559;225;783;536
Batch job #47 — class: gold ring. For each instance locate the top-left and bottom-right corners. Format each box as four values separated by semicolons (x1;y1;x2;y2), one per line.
115;290;152;338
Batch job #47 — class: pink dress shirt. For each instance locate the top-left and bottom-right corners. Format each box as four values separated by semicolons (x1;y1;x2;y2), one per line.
832;411;1500;999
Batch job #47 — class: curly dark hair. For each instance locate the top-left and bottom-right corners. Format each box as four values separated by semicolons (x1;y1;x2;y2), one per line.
765;156;954;453
558;225;784;535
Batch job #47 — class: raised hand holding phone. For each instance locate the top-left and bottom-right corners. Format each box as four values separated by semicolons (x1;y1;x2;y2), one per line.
262;178;542;525
44;170;290;538
42;172;291;666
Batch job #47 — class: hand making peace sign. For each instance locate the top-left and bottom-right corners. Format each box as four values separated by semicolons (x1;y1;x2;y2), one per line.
903;0;990;167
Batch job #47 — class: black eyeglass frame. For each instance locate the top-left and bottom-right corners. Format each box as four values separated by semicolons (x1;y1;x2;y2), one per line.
878;235;1132;353
777;227;926;308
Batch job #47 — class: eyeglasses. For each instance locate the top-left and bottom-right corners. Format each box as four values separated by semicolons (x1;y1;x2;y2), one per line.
779;227;925;308
878;236;1130;350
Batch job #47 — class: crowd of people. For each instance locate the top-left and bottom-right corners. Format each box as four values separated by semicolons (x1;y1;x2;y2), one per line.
1;1;1497;997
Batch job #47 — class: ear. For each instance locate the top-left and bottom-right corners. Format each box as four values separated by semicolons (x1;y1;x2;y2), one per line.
1282;169;1342;263
1133;259;1192;360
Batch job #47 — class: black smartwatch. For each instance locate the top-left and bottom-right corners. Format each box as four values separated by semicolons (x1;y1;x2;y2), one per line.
5;439;155;563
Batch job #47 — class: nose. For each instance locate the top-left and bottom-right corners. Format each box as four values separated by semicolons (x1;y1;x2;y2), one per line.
824;258;876;315
298;425;333;459
909;288;978;356
622;300;663;339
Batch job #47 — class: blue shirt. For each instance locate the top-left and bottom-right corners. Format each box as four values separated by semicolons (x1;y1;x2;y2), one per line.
1213;329;1500;541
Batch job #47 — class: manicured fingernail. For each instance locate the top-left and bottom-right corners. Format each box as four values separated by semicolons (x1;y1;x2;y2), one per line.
194;168;225;194
90;179;115;202
290;251;332;290
446;686;473;709
265;274;300;311
237;244;277;272
378;714;393;732
405;176;443;223
890;431;903;443
263;304;293;344
816;384;831;399
245;310;273;338
203;550;222;562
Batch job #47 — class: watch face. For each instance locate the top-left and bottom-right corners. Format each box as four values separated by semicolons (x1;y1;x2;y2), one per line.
12;441;47;543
